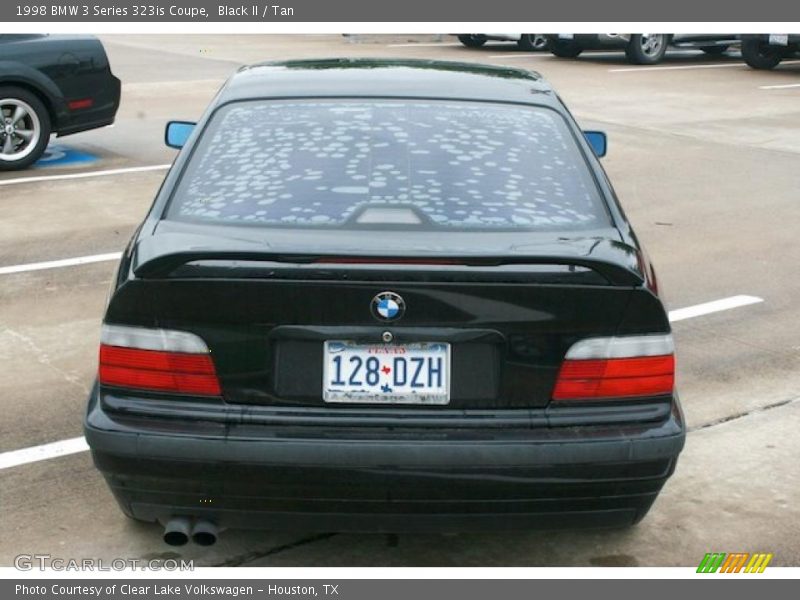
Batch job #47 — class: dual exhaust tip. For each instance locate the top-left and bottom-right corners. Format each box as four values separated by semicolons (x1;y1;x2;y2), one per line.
163;517;218;547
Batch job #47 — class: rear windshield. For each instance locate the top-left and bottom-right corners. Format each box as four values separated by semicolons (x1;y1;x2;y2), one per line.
166;100;609;231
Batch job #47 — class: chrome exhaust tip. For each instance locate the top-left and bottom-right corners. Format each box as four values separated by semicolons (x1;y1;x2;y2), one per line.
191;519;218;546
162;517;191;546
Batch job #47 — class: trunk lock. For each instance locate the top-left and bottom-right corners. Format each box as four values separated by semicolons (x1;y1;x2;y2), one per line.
382;331;394;343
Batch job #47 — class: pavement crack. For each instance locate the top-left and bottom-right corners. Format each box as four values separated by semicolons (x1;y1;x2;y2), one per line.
211;532;337;567
0;326;90;395
679;323;792;359
688;395;800;432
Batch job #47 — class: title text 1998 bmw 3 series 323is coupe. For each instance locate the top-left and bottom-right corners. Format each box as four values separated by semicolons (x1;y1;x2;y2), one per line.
84;59;685;547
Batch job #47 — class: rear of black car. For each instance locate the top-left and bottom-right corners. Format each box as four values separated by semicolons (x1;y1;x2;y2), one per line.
48;35;121;137
85;66;684;542
0;34;121;132
0;34;120;169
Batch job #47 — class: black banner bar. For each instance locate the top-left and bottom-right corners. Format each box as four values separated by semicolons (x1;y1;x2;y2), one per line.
3;579;797;600
1;0;799;22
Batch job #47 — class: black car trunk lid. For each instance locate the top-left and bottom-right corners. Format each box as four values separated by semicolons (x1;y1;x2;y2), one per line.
104;232;669;410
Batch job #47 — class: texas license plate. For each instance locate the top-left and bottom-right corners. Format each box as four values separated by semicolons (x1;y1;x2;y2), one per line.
323;341;451;404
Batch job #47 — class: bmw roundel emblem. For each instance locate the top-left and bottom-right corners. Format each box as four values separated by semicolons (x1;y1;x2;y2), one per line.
371;291;406;322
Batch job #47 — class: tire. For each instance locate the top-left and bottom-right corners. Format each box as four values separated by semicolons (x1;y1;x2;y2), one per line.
741;39;784;70
0;86;51;171
625;34;669;65
548;39;583;58
457;34;487;48
700;45;729;56
517;34;547;51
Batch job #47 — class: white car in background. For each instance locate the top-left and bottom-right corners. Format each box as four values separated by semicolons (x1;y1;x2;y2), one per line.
456;34;548;51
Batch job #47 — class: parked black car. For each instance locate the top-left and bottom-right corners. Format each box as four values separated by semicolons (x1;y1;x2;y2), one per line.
0;34;121;170
741;34;800;69
546;34;740;65
85;58;685;546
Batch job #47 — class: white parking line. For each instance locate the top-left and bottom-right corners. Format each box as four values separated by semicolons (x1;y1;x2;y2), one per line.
486;50;705;60
759;82;800;90
487;54;549;59
0;294;766;471
0;164;170;187
0;252;122;276
0;437;89;470
609;62;745;73
610;60;800;73
668;295;764;322
386;42;461;48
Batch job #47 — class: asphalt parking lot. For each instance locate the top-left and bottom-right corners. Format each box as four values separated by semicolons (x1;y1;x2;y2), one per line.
1;34;799;568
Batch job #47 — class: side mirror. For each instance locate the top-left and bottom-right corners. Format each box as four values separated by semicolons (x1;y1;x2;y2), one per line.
165;121;196;149
583;130;607;158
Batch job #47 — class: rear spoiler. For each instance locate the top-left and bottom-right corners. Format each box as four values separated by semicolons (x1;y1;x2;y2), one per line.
132;237;645;287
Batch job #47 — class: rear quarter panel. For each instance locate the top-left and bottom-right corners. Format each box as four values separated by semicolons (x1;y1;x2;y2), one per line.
0;34;120;133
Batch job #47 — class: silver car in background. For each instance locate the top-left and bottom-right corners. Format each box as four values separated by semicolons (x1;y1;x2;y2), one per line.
546;34;740;64
456;34;548;51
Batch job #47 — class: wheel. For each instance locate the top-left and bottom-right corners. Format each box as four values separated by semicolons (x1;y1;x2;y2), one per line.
457;34;487;48
548;39;583;58
625;34;669;65
0;86;51;171
517;34;548;51
700;45;729;56
741;39;784;69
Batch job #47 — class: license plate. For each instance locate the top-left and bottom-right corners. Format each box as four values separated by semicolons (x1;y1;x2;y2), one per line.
323;341;450;404
769;34;789;46
558;33;575;40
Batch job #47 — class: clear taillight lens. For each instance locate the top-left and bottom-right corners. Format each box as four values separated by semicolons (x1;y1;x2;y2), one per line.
553;334;674;401
98;325;221;396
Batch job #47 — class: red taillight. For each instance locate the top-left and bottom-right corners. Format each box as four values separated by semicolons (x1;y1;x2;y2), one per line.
553;335;674;401
67;98;94;110
99;345;221;396
98;325;222;396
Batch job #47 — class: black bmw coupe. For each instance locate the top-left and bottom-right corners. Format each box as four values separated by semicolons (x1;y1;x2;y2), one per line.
85;58;685;546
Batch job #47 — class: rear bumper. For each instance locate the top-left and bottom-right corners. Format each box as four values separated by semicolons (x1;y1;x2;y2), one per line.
54;74;121;137
85;391;686;532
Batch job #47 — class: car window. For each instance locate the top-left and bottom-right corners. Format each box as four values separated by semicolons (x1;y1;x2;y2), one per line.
166;99;609;232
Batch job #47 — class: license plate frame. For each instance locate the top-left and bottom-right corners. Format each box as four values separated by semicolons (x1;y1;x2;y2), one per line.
322;340;451;405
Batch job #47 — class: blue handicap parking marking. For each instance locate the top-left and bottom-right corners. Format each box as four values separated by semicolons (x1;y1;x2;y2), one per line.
34;144;98;168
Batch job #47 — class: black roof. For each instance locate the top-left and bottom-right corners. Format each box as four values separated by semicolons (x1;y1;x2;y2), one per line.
216;58;557;106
